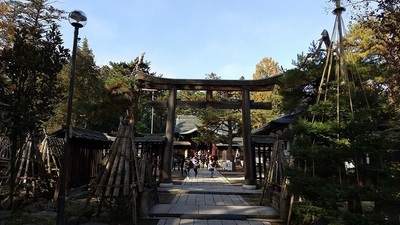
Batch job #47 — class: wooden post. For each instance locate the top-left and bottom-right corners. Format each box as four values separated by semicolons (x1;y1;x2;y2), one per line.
242;89;256;188
159;88;176;186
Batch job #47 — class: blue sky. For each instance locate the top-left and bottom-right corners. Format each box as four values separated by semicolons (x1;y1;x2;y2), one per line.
55;1;350;80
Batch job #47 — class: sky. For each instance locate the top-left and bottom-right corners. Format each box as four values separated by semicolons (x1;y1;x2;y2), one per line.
54;0;350;80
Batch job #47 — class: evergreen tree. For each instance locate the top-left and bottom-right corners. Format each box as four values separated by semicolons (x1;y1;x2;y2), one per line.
44;38;105;132
98;55;165;134
192;73;242;170
281;19;400;224
0;0;68;208
343;0;400;107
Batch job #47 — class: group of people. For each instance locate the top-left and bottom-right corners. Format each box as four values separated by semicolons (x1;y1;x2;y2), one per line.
179;155;218;178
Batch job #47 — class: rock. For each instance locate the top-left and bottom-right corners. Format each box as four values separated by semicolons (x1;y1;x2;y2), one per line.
30;210;57;219
67;216;89;225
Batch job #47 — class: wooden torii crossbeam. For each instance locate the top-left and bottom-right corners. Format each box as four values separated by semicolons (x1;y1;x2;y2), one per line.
135;71;281;187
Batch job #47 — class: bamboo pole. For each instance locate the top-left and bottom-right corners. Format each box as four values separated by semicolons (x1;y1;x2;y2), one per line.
131;188;137;225
112;128;128;197
123;136;131;196
41;137;50;173
50;140;60;176
131;127;140;192
94;127;124;196
105;137;123;197
138;158;145;192
15;140;27;183
45;139;51;173
23;139;32;184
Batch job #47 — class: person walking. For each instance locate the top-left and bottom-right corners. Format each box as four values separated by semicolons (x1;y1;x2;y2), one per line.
184;157;193;178
208;160;216;177
172;156;177;171
191;156;200;177
180;157;185;176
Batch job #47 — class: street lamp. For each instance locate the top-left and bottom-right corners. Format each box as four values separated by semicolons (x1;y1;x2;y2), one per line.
56;10;87;225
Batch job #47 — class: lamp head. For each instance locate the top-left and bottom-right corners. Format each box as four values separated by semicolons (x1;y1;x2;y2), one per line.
68;10;87;28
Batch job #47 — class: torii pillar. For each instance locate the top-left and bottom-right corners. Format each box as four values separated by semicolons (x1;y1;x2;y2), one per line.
242;89;257;189
159;88;176;187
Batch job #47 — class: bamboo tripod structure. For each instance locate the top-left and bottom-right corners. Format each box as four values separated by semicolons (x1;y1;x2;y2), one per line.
78;53;156;224
78;123;156;224
11;133;50;199
0;136;11;185
39;133;64;179
260;138;287;206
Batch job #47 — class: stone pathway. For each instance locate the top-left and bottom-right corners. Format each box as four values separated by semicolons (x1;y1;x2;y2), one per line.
150;168;281;225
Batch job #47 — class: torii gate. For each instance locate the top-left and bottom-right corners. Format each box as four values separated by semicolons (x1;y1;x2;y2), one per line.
135;71;281;189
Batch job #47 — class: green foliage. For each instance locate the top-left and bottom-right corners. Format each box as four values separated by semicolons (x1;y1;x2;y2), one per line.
44;49;165;134
186;69;282;166
97;57;165;134
176;90;206;116
136;89;168;134
281;10;400;224
0;0;69;210
191;73;242;161
290;203;328;225
0;0;68;135
343;0;400;107
44;38;106;132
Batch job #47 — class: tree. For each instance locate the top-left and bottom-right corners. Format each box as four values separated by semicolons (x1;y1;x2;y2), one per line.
0;0;68;208
45;48;167;134
0;1;14;49
251;57;283;128
280;16;400;224
176;90;206;116
253;57;282;80
192;73;242;170
98;54;165;134
44;38;105;132
343;0;400;107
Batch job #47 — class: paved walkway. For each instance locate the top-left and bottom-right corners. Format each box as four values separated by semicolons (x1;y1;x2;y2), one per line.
149;168;280;225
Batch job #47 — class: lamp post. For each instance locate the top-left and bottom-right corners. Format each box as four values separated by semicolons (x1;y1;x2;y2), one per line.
56;10;87;225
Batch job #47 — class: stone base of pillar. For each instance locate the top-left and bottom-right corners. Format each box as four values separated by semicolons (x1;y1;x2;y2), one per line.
242;184;257;190
159;183;173;188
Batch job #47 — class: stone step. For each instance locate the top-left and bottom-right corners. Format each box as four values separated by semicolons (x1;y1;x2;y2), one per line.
149;204;280;220
151;217;287;225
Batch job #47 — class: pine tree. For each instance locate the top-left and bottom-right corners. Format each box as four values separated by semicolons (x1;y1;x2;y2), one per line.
44;38;105;132
0;0;68;209
192;73;242;170
280;18;400;225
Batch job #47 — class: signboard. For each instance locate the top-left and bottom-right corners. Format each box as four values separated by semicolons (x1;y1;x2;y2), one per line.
222;161;232;171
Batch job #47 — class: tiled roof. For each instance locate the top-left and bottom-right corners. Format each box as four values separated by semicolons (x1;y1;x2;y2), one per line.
251;112;298;135
105;133;166;143
50;127;109;142
216;137;243;147
72;127;109;141
175;115;201;134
